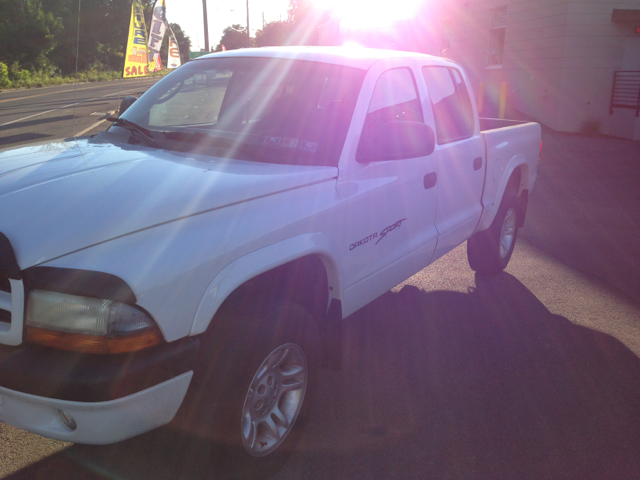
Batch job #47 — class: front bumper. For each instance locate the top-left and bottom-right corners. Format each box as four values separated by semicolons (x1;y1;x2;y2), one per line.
0;336;200;443
0;371;193;444
0;336;199;402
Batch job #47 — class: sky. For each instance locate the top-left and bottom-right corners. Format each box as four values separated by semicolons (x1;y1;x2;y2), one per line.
165;0;291;51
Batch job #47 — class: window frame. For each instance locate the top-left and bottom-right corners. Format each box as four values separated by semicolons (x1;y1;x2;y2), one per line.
356;66;426;162
487;6;507;68
422;65;475;145
359;66;424;138
364;67;424;123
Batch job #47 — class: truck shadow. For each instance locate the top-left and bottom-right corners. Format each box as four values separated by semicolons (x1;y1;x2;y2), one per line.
6;273;640;479
308;272;640;479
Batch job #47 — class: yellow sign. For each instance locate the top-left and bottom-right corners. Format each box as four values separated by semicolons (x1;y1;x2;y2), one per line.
123;0;151;78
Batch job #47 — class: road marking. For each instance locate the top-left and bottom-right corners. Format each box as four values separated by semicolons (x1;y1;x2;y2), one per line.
0;84;111;104
0;86;146;128
74;119;108;137
0;79;158;104
74;111;116;137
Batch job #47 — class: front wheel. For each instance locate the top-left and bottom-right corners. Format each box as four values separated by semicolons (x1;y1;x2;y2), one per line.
467;187;519;275
190;296;321;479
240;342;309;457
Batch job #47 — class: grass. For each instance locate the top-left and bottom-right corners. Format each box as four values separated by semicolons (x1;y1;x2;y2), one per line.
0;68;170;91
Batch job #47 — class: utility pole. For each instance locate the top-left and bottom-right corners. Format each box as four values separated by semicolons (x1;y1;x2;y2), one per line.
246;0;250;40
202;0;209;52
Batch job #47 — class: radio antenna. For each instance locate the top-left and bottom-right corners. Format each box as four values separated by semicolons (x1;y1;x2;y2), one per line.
72;0;81;139
71;0;91;170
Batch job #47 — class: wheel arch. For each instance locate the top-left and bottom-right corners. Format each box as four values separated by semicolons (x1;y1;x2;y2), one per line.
478;158;529;232
190;234;343;336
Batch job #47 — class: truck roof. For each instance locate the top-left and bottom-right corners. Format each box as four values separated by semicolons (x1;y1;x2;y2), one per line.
194;46;446;70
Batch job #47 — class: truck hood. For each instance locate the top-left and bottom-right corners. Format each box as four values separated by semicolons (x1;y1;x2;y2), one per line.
0;139;337;269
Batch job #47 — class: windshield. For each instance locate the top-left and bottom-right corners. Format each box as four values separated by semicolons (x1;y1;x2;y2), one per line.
119;57;366;166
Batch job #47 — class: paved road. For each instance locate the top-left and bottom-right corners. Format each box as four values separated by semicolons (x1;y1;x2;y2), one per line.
1;127;639;478
0;78;161;149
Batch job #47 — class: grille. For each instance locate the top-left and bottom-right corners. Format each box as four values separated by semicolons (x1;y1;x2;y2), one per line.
0;233;25;344
0;277;11;325
0;277;24;344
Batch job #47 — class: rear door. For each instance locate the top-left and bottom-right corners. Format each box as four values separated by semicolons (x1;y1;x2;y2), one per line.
421;65;485;260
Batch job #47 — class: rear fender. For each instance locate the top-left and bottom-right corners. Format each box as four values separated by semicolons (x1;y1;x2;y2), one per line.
477;158;530;232
190;234;343;335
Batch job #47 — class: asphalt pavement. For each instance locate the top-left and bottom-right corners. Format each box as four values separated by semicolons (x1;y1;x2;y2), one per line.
1;123;639;478
522;127;640;305
0;78;161;149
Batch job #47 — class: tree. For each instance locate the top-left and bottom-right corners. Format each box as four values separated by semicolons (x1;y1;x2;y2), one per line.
215;24;252;51
156;22;191;66
254;20;294;47
0;1;63;71
285;0;333;46
22;0;153;74
0;0;189;76
168;23;191;66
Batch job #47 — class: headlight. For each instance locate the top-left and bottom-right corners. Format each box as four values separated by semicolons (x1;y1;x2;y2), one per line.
26;290;163;354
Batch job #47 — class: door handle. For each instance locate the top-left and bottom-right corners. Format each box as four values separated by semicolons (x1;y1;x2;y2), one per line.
473;157;483;170
423;172;437;189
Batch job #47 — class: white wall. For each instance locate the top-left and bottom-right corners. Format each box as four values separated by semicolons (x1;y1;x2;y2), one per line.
440;0;640;139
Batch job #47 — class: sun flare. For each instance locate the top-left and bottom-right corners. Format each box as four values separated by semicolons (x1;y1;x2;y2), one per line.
313;0;422;30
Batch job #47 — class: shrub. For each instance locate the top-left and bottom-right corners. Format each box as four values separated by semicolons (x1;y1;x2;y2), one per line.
0;64;170;90
0;62;9;87
8;61;22;81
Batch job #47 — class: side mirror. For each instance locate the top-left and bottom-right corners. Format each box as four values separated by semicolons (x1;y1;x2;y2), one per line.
356;121;435;163
118;96;138;116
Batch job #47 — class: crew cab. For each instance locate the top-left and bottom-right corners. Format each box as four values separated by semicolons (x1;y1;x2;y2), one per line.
0;47;540;476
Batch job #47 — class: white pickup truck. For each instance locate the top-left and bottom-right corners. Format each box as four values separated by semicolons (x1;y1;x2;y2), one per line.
0;47;540;476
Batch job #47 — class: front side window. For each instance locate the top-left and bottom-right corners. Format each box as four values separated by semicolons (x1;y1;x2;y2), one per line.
362;68;423;138
422;66;474;143
119;57;365;166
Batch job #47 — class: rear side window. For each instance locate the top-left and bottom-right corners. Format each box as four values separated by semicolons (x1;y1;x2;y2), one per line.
422;66;474;144
362;68;423;137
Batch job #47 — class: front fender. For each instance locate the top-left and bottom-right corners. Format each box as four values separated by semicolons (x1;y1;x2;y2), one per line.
190;233;343;335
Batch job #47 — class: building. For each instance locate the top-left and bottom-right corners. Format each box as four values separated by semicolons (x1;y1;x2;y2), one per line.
344;0;640;140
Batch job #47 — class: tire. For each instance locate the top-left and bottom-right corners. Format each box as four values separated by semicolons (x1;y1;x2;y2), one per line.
188;296;321;479
467;186;519;275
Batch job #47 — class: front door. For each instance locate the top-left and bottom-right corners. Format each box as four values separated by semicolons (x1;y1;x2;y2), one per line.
336;61;439;314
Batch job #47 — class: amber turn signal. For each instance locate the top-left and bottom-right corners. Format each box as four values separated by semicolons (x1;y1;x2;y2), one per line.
26;326;163;354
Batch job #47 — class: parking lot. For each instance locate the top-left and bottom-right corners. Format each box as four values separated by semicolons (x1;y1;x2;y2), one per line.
2;127;640;479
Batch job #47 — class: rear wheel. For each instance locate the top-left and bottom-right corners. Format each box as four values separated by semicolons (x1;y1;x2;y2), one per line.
467;186;519;275
189;296;321;479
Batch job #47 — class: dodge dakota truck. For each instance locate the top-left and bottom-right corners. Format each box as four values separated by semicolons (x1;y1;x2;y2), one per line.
0;47;540;476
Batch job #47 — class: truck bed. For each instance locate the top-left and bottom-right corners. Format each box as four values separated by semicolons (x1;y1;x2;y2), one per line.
478;118;541;229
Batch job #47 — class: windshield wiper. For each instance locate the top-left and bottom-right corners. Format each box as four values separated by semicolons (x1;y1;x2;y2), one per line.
107;117;161;149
